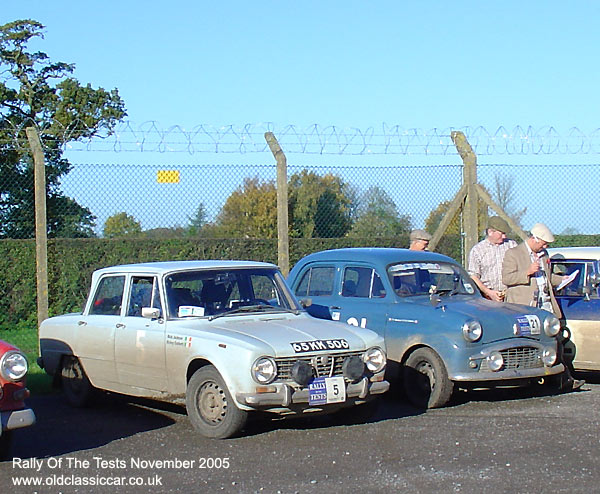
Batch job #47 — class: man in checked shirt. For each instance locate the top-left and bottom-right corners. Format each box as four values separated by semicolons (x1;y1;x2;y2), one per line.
468;216;517;302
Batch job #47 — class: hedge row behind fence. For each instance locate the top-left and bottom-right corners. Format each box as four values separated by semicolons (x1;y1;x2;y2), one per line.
0;234;597;331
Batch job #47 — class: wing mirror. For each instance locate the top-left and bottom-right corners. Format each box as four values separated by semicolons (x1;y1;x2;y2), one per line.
142;307;161;319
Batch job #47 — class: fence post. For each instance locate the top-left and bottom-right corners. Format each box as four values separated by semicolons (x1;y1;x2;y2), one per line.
25;126;49;328
451;131;479;266
264;132;289;276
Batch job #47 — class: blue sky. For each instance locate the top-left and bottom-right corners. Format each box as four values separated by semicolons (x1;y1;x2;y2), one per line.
4;1;599;132
2;1;600;233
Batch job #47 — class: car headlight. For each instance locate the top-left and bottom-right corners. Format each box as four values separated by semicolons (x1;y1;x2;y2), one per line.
544;316;561;337
251;357;277;384
462;320;483;342
363;347;386;373
542;347;557;366
486;351;504;372
0;351;28;381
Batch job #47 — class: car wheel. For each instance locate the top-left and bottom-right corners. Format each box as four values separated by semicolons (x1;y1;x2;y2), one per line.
0;431;13;460
186;366;247;439
61;356;94;407
403;347;454;409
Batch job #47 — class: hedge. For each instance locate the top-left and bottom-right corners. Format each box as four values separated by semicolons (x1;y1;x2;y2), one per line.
0;233;597;331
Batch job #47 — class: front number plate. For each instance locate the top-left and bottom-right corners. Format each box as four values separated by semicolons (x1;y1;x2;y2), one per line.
308;376;346;405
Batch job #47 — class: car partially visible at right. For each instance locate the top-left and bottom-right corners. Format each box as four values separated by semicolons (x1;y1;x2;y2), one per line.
549;247;600;372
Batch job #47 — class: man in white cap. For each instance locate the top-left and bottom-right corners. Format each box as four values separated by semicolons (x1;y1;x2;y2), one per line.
502;223;584;391
409;229;432;251
502;223;561;312
468;216;517;302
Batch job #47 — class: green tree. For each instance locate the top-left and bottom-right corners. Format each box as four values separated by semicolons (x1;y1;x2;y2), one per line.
103;212;142;238
0;19;126;238
348;186;411;237
288;170;353;238
187;203;208;235
214;177;277;238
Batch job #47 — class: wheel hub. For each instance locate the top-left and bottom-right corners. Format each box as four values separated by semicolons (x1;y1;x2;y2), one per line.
198;382;227;423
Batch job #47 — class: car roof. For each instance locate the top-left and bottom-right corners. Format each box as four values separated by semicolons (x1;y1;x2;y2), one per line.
294;247;457;268
93;260;277;277
548;247;600;261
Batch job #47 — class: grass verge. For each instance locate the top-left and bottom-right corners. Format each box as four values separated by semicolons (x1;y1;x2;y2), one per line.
1;326;55;395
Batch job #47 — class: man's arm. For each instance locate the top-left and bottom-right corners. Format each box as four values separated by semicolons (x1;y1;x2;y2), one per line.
502;247;531;287
470;273;504;302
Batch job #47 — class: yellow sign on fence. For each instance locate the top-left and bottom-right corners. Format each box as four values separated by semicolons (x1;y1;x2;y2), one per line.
157;170;180;183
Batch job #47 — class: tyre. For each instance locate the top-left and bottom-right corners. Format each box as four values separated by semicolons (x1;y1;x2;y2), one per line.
186;366;247;439
0;431;13;460
61;356;94;407
403;348;454;409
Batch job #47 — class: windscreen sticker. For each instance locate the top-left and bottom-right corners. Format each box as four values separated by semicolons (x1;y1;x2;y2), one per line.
516;315;541;335
390;263;441;272
178;306;205;317
291;339;350;353
464;283;475;294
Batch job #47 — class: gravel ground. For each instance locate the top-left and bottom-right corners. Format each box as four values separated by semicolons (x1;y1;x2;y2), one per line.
1;374;599;494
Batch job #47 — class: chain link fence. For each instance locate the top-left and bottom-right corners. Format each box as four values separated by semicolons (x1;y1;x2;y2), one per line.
2;159;600;241
2;123;600;242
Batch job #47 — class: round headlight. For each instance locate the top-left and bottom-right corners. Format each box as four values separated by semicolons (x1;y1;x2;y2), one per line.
462;320;483;342
251;357;277;384
544;316;561;337
542;347;557;366
486;351;504;372
363;347;386;373
0;351;28;381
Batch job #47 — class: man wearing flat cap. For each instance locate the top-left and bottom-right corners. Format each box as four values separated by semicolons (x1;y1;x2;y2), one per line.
409;229;432;251
467;216;517;302
502;222;584;391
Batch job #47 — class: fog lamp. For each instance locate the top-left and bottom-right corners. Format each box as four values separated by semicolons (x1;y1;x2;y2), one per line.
290;360;314;386
486;351;504;372
542;347;557;366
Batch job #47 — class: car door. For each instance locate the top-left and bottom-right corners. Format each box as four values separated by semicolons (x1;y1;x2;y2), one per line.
293;263;340;320
292;261;390;337
552;259;600;370
334;264;390;337
115;275;168;390
76;274;124;387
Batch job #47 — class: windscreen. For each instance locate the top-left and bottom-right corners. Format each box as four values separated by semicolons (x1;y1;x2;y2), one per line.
388;262;477;297
165;268;297;318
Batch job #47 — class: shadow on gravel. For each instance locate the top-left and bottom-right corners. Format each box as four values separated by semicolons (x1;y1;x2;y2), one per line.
240;392;425;437
2;392;180;461
450;380;591;406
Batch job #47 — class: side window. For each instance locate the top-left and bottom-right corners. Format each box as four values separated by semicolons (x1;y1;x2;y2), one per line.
127;276;162;317
90;276;125;315
342;267;386;298
294;267;335;297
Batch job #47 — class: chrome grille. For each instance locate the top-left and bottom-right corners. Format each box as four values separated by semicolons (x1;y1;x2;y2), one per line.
274;351;363;381
479;346;543;372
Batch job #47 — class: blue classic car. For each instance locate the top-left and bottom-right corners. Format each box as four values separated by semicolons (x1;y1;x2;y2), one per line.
549;247;600;372
288;248;565;408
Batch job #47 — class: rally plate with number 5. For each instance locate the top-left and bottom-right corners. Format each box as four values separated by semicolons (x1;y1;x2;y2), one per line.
308;376;346;405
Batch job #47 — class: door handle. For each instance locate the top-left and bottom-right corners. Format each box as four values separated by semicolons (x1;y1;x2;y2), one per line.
77;320;87;326
330;306;341;310
116;323;125;329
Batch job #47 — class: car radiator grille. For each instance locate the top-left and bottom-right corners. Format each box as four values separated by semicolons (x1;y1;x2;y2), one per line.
274;351;364;381
479;346;544;372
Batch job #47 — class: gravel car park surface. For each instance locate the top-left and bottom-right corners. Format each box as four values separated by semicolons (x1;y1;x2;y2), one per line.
1;377;599;494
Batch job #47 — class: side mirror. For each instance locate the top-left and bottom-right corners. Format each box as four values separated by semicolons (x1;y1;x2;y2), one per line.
142;307;161;319
299;297;312;308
